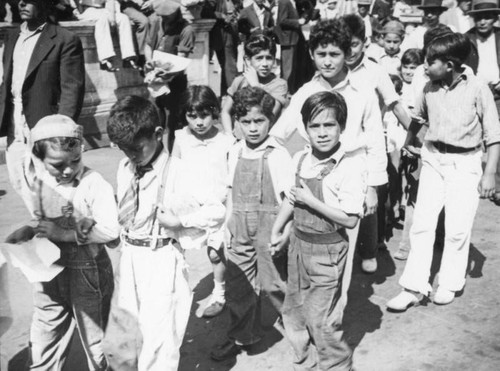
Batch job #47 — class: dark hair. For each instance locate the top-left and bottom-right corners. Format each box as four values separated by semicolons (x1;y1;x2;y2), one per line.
32;137;81;160
301;91;348;131
426;32;471;69
181;85;220;125
107;96;161;148
309;19;352;55
389;74;403;95
423;24;452;56
244;34;277;58
232;86;276;123
401;48;423;66
343;14;366;41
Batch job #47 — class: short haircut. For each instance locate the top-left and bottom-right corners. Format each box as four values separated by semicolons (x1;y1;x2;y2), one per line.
107;96;161;148
401;48;423;66
181;85;220;124
32;137;81;160
423;24;452;56
309;19;352;55
244;33;277;58
231;86;276;123
343;14;365;41
426;32;471;69
301;91;348;131
389;74;403;95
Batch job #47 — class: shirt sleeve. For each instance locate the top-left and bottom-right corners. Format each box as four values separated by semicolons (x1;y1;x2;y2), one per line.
362;91;389;186
335;157;367;216
178;199;226;229
227;76;245;98
270;88;307;143
83;174;120;244
269;147;295;202
267;78;289;106
412;84;428;121
477;82;500;146
147;14;160;49
178;25;195;54
376;68;400;107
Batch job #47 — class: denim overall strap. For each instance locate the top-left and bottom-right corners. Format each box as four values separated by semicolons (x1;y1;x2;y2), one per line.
293;154;344;244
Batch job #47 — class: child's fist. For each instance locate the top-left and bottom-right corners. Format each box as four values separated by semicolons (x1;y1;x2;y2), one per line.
5;226;35;244
76;218;96;244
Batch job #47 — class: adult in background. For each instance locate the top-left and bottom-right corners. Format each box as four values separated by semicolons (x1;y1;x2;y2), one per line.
440;0;474;33
0;0;85;200
466;0;500;112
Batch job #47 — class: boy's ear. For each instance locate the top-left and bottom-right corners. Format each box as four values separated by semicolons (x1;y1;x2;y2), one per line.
446;60;455;72
154;126;164;140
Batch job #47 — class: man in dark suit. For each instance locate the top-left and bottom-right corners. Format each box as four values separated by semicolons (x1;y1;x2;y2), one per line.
238;0;273;39
0;0;85;196
272;0;304;93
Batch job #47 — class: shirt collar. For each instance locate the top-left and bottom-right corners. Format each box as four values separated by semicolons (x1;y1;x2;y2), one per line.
437;65;473;90
253;2;266;15
311;68;360;92
20;21;46;36
305;142;345;166
241;135;279;154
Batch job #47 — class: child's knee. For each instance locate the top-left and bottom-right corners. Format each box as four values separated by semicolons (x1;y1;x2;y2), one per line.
208;247;224;264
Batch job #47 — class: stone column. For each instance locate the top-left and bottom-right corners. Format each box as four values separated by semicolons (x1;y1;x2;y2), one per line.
186;19;215;86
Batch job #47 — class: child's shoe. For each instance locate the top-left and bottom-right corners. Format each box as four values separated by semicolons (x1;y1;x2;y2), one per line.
394;245;410;261
433;287;455;305
202;295;226;318
210;340;241;361
386;290;419;312
361;258;377;274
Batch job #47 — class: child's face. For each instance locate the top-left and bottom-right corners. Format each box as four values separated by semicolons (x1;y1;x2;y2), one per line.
346;36;365;68
307;109;342;156
358;5;369;18
247;50;274;79
186;111;215;139
238;106;271;148
383;33;403;56
401;63;418;84
424;58;448;81
311;43;346;82
119;127;163;168
43;144;83;184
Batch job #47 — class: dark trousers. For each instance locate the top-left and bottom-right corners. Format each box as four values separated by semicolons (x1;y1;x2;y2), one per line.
283;234;352;371
215;29;238;96
281;45;296;93
122;5;149;56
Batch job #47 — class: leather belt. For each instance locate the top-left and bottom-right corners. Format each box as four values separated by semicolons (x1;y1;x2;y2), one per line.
432;141;480;154
123;235;175;249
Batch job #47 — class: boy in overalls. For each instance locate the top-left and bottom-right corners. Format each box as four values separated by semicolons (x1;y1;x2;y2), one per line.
211;86;294;361
6;114;119;371
271;91;367;371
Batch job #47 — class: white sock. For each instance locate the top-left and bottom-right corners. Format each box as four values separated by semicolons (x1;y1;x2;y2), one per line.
211;279;225;302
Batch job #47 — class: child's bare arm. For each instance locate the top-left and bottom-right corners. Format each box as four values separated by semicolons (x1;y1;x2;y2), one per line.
36;220;77;242
479;142;500;199
5;225;36;244
391;101;411;130
292;179;359;229
270;200;294;253
221;96;234;135
223;188;233;248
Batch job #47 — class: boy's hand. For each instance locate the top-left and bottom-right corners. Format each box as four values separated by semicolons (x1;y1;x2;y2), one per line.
224;227;232;250
76;218;96;244
364;186;378;216
290;180;316;206
402;145;421;159
243;64;259;87
5;226;35;244
478;173;496;199
35;221;68;241
156;205;182;230
269;233;288;257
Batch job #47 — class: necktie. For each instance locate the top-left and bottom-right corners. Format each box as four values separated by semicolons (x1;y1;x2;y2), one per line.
118;165;154;229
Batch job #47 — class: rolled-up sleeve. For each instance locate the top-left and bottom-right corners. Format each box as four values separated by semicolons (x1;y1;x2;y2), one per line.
478;83;500;146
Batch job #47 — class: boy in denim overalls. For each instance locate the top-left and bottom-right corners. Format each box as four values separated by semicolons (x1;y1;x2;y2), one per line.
6;115;119;371
271;91;367;371
211;87;294;361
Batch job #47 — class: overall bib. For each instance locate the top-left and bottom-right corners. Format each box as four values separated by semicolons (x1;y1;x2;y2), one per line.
283;153;352;371
226;147;287;345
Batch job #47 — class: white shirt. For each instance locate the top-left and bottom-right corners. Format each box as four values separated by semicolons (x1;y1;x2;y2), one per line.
31;166;120;245
287;146;367;216
401;25;426;52
227;136;294;203
253;2;266;28
10;22;45;142
270;71;388;186
350;55;400;108
378;50;404;76
477;32;500;85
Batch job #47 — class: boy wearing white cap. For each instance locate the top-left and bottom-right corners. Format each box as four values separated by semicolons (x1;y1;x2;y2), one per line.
5;114;120;371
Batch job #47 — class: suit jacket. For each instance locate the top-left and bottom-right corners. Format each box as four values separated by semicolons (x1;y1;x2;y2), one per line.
238;3;273;38
0;22;85;138
273;0;300;47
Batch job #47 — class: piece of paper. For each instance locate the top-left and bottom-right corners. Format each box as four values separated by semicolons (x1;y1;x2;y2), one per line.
0;237;64;283
152;50;191;74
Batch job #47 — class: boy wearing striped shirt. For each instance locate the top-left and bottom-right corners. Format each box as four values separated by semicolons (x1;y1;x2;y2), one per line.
387;32;500;311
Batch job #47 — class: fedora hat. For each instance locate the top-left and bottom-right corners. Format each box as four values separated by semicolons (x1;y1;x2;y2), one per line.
357;0;372;5
418;0;447;11
468;0;500;14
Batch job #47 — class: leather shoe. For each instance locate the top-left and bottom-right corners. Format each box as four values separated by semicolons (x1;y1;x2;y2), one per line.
210;340;241;361
433;287;455;305
100;59;119;72
361;258;377;273
123;58;142;71
202;300;225;318
386;290;419;312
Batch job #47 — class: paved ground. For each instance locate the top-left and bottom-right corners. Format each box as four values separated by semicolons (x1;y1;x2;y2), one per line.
1;146;500;371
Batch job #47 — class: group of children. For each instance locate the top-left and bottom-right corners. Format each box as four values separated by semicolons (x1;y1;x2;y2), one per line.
5;10;500;371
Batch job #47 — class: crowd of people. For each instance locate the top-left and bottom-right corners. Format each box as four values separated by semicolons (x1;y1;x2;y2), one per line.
1;0;500;370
